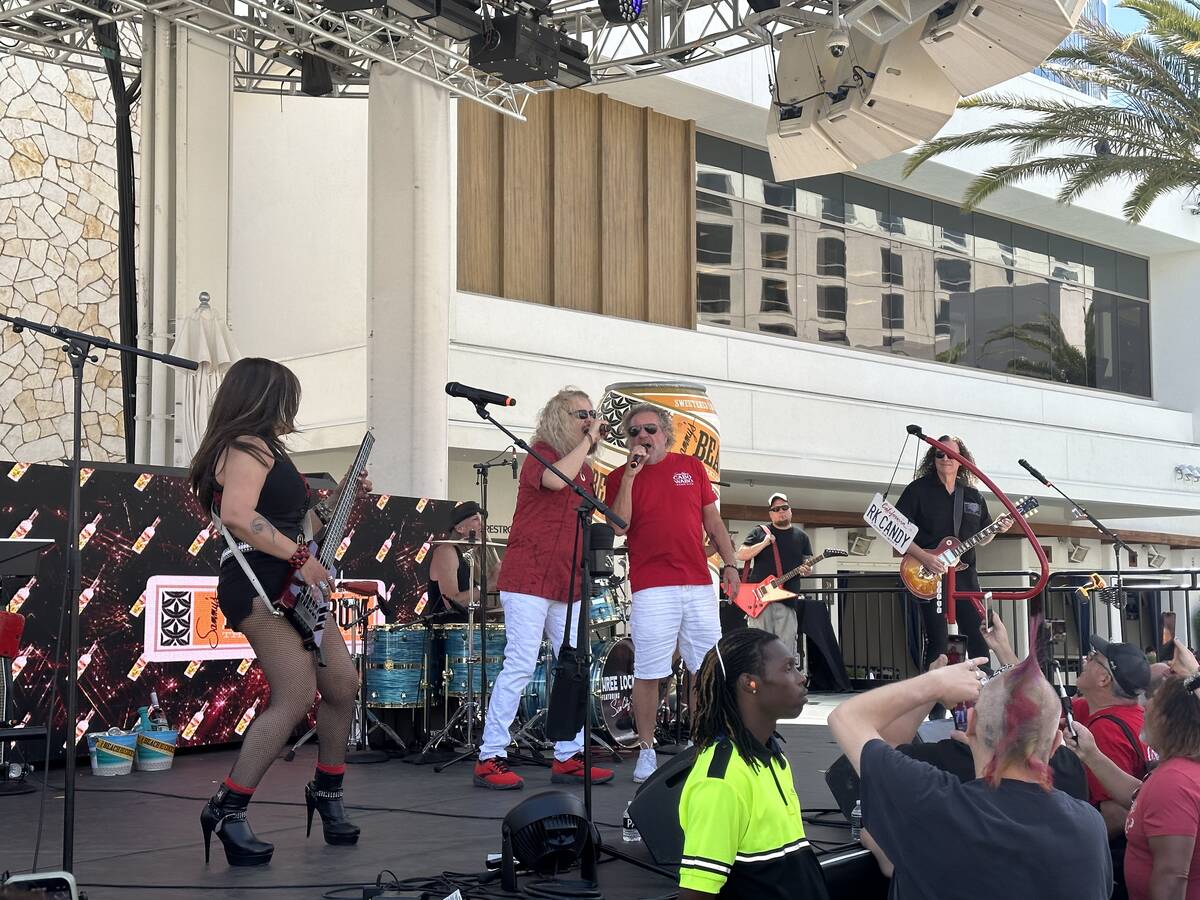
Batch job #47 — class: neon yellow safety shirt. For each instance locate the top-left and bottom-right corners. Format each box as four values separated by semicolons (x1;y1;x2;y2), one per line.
678;738;831;899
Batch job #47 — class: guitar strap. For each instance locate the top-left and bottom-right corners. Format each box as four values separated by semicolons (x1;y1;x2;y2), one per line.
771;535;785;579
211;508;279;616
953;484;965;539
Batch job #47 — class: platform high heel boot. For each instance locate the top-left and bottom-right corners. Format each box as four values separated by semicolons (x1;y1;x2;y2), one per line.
201;782;274;866
305;767;360;845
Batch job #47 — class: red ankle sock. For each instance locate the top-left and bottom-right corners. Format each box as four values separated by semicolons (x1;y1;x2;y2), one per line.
223;777;255;796
315;762;345;776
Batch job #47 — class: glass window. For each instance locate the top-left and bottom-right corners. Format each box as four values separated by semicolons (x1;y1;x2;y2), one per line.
882;247;905;286
1049;235;1084;283
698;221;735;265
934;202;972;256
816;233;847;278
698;273;733;316
1117;253;1149;299
1009;272;1052;381
1088;291;1120;391
697;189;733;216
1117;298;1151;396
1013;225;1049;275
796;174;845;224
817;284;848;321
974;214;1014;267
846;231;887;352
1084;244;1117;290
974;264;1014;374
882;292;905;329
761;232;790;270
844;178;889;235
759;277;792;313
889;190;933;245
696;133;744;197
1050;281;1089;386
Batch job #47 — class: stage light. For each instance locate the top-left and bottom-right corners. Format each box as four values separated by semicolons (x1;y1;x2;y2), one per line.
469;12;591;87
386;0;484;40
300;53;334;97
599;0;643;24
500;790;597;891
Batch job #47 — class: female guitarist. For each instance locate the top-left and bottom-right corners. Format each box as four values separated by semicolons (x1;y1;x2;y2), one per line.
189;358;368;867
896;435;1011;672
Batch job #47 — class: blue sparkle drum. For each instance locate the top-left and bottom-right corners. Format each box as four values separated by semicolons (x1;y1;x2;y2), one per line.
520;645;550;721
440;624;507;697
365;624;433;708
588;594;623;632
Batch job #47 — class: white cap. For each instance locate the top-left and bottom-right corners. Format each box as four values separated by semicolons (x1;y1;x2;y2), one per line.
768;492;788;506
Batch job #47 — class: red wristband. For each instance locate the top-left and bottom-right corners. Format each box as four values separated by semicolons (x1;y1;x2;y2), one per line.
289;545;310;569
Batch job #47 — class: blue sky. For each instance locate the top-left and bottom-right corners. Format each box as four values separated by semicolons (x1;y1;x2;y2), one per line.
1108;3;1147;32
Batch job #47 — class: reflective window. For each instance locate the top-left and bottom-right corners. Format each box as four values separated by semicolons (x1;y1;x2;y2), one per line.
693;135;1151;398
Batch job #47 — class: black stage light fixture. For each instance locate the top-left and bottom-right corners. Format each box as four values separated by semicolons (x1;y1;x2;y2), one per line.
318;0;384;10
746;0;780;9
386;0;484;40
301;53;334;96
469;13;591;86
500;790;598;892
598;0;643;23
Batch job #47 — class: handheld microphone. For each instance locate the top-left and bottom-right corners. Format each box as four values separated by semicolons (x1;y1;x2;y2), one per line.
629;446;648;470
445;382;516;408
1018;458;1051;487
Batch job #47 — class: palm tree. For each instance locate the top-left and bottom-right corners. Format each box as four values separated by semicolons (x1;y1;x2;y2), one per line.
904;0;1200;223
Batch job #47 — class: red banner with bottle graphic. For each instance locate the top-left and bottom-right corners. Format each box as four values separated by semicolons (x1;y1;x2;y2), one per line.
1;461;452;755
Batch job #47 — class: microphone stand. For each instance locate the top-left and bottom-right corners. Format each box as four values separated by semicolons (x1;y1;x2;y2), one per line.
1020;459;1132;637
0;314;197;872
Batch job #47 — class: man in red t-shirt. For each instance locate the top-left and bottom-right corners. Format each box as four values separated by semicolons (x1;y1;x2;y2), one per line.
474;388;615;791
1072;636;1153;899
605;402;740;784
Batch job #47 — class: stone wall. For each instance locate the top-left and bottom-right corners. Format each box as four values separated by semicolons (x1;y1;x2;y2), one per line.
0;56;137;463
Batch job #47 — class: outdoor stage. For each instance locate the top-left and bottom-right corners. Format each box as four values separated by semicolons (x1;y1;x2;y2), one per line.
1;704;877;900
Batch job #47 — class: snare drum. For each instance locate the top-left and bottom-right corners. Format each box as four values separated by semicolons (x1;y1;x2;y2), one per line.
589;594;622;631
439;623;507;697
365;624;433;708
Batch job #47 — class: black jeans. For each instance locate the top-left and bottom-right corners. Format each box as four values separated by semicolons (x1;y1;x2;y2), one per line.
918;569;989;669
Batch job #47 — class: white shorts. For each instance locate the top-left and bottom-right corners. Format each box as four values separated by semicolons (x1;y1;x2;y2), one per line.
630;583;721;680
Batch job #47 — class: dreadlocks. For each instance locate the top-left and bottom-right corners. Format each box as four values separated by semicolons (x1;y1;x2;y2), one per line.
693;629;777;768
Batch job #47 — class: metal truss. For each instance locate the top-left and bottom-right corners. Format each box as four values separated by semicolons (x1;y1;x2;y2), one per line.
0;0;905;112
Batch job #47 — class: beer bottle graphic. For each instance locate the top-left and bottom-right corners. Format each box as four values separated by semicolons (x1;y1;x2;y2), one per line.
188;523;213;556
130;592;146;617
133;472;154;491
184;659;202;679
77;640;99;677
7;462;30;481
7;576;36;613
234;700;259;736
133;517;161;554
77;577;100;613
127;653;149;681
78;513;101;550
10;644;33;680
9;509;38;539
182;702;209;741
237;658;253;676
376;494;390;510
334;528;355;562
79;467;94;486
376;531;396;562
71;709;95;747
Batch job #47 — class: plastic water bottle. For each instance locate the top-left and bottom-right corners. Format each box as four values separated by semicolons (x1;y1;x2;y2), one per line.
622;802;641;843
850;800;862;841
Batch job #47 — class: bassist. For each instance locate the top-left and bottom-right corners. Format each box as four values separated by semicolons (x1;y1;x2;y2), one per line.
736;493;851;691
896;435;1011;672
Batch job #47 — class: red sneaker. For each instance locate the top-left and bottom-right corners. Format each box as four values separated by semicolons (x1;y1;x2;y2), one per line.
551;754;614;785
474;757;524;790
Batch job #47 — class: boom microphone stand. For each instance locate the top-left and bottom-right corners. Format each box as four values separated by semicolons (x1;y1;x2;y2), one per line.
0;315;197;872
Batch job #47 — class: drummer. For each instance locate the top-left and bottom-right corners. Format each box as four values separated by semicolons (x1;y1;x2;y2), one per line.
427;501;497;622
473;387;616;790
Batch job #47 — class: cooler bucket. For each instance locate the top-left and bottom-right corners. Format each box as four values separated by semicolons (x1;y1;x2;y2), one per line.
135;730;179;772
87;730;137;776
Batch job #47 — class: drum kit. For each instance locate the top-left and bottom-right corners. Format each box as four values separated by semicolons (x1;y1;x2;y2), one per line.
357;539;688;758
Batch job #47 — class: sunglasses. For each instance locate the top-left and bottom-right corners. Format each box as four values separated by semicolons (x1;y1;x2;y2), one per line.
935;451;953;459
571;410;599;420
627;424;659;438
770;505;790;512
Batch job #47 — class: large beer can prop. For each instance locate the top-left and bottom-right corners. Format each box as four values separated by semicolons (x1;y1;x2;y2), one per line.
593;382;721;503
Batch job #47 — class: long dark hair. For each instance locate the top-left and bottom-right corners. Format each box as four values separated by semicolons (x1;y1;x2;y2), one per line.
914;434;977;485
693;629;777;767
188;358;302;510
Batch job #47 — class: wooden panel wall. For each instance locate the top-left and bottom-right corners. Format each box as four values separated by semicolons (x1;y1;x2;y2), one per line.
457;91;695;330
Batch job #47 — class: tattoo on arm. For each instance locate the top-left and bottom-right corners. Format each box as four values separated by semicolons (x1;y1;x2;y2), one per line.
249;515;278;541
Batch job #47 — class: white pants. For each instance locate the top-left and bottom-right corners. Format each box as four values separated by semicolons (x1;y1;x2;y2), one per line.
480;592;583;762
630;584;721;680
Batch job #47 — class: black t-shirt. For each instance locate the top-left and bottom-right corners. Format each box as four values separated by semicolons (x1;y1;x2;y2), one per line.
896;739;1090;801
860;739;1112;900
895;474;992;570
742;525;813;597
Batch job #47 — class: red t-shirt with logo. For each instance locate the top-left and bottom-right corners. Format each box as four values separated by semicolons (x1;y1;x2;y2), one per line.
496;442;592;603
1072;698;1150;804
604;452;716;594
1125;757;1200;900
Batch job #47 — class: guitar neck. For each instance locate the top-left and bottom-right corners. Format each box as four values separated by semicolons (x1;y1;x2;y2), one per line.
955;518;1006;557
772;551;830;587
318;433;374;568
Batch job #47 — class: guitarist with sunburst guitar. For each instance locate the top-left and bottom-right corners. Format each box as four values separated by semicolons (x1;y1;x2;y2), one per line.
895;435;1016;675
735;492;852;691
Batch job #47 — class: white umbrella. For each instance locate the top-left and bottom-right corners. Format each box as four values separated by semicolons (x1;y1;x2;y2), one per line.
170;292;241;465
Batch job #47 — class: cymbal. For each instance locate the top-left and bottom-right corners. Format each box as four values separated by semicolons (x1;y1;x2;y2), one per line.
429;538;508;546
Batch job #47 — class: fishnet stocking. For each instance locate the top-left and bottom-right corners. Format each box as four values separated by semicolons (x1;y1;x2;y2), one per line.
228;599;359;788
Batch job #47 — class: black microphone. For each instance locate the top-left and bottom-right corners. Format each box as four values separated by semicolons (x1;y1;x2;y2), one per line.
1018;458;1051;487
445;382;516;408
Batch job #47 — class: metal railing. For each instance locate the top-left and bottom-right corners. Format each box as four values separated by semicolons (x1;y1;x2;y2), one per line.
810;567;1198;687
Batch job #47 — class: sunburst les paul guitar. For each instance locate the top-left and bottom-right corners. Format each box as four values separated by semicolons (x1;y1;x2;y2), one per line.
899;496;1039;600
734;548;849;619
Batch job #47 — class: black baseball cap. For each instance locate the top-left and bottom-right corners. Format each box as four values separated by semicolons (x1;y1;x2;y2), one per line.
451;500;486;527
1091;635;1151;696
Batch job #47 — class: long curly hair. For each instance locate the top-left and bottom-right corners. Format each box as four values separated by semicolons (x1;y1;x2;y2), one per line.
532;387;593;457
619;402;675;448
914;434;977;485
693;629;778;768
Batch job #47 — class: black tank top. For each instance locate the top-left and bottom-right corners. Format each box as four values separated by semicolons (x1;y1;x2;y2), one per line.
426;545;470;619
216;443;309;629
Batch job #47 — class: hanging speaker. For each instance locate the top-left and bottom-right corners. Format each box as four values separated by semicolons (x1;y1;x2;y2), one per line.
852;21;959;139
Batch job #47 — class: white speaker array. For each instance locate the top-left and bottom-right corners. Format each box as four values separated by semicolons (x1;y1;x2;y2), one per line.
768;0;1087;180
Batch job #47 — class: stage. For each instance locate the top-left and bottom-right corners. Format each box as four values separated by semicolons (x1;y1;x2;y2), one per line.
0;698;870;900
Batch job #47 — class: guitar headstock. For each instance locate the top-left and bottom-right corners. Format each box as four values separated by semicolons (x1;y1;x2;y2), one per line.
1001;496;1039;523
822;549;849;559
